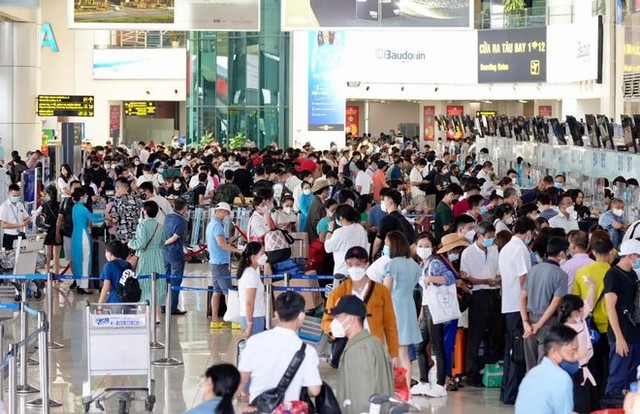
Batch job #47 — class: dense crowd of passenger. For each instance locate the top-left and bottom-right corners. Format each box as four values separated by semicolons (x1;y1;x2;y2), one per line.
1;135;640;413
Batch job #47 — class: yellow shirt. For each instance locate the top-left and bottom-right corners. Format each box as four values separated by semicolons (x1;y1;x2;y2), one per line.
573;261;611;334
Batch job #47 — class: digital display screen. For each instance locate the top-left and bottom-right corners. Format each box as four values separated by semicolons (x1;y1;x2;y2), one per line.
37;95;94;117
124;101;157;117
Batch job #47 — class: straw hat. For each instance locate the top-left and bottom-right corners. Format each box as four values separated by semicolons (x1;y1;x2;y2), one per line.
311;178;330;193
437;233;469;254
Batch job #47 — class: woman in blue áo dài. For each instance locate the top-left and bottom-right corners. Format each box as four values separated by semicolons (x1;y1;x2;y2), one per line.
71;188;104;295
129;201;166;322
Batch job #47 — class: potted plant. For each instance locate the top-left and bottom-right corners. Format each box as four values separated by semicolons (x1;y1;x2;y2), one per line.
169;32;180;48
504;0;525;28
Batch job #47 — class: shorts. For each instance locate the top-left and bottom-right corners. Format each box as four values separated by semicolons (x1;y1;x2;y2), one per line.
412;194;429;213
210;263;233;293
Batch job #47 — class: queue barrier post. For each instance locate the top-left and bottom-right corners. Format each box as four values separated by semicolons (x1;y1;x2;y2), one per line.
0;325;4;397
152;280;182;367
16;282;38;395
284;273;291;289
149;272;164;350
7;343;16;414
47;273;64;350
26;311;61;410
265;284;273;330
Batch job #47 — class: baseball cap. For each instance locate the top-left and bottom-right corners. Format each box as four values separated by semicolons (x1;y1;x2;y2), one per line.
344;246;368;261
619;239;640;256
214;202;232;213
325;295;367;319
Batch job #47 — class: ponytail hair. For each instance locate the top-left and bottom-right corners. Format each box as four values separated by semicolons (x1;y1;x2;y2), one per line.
204;364;240;414
557;294;584;324
236;241;263;279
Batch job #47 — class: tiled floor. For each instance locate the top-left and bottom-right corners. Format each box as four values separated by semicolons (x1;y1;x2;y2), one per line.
7;262;516;413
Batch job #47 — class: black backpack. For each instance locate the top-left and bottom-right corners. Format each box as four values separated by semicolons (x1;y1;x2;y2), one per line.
114;262;142;303
181;183;203;206
61;198;74;238
9;162;26;185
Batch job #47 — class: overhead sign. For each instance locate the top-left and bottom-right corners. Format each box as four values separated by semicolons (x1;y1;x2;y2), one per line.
282;0;470;30
124;101;157;117
41;23;58;53
69;0;260;31
476;110;497;117
477;27;547;83
36;95;94;117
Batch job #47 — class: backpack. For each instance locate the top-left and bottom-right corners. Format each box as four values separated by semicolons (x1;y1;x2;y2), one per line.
61;198;74;238
9;161;26;185
213;184;237;204
625;270;640;325
390;211;417;244
264;228;295;264
181;183;203;206
115;263;142;303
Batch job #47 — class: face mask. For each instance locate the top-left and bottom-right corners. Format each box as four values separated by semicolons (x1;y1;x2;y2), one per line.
566;206;575;215
257;254;268;266
134;161;140;166
448;252;460;262
335;218;342;226
465;230;476;243
417;247;433;259
559;360;580;376
348;266;367;282
554;183;564;190
326;210;334;218
10;196;19;204
283;206;292;214
613;208;624;217
380;201;388;213
173;183;181;190
524;237;532;246
505;216;514;225
382;245;391;257
482;238;495;248
330;318;348;339
633;258;640;270
158;168;164;173
480;205;488;215
303;189;311;196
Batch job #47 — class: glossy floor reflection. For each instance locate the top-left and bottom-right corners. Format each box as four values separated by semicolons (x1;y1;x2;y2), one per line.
9;262;517;413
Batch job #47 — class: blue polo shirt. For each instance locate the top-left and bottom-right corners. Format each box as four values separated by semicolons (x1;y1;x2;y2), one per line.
206;217;229;265
515;357;573;414
100;259;131;303
163;212;186;261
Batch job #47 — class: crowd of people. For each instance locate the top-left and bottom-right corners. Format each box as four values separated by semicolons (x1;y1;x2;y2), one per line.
2;135;640;413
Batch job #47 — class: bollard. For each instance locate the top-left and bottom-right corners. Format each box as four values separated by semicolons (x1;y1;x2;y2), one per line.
16;284;38;395
26;312;61;410
46;273;64;350
8;343;16;414
284;272;291;289
149;272;164;350
152;280;182;367
265;284;273;330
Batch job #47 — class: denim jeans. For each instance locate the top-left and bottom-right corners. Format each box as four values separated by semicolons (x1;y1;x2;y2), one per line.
416;305;446;386
165;258;185;312
240;316;266;336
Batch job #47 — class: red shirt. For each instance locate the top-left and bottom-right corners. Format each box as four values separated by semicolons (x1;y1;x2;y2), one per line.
452;198;469;218
296;159;317;174
372;170;387;202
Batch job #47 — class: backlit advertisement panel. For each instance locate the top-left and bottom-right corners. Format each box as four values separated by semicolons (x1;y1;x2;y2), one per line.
308;31;345;132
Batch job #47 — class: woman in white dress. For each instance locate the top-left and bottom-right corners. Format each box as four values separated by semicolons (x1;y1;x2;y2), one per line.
57;164;77;199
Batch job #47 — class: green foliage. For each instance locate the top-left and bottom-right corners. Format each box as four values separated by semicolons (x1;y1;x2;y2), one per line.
504;0;526;27
504;0;526;13
199;131;214;148
229;133;246;150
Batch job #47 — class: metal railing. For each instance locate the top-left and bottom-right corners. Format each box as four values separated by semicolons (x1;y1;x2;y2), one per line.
105;30;186;49
475;5;575;29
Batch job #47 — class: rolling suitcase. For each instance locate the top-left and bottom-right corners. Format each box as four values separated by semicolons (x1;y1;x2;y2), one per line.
451;328;467;379
206;288;227;318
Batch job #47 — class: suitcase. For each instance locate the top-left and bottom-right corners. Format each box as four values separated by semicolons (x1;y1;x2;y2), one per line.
451;328;467;378
90;239;107;290
206;287;227;318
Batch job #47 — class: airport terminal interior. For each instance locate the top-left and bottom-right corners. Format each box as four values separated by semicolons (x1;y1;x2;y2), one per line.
3;0;640;413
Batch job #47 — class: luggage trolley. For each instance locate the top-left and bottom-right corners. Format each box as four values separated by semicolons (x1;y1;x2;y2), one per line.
82;302;155;414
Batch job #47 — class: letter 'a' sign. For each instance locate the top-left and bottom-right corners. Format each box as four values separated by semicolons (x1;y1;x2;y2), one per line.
41;23;58;53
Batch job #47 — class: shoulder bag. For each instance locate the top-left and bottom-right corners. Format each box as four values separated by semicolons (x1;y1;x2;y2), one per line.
127;222;159;271
250;343;307;413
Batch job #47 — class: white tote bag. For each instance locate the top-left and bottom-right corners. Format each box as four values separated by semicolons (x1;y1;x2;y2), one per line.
223;289;242;324
424;283;461;325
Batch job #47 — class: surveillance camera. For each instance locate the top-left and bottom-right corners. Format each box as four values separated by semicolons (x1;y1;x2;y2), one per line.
366;86;370;91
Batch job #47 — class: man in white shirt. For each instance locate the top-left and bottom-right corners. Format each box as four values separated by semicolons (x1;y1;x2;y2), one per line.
460;221;502;387
139;181;173;225
0;184;30;251
409;158;429;214
548;193;579;233
238;291;322;403
136;165;159;189
354;160;372;195
284;167;302;194
498;216;536;404
188;165;215;193
219;154;240;174
477;161;496;196
137;141;150;164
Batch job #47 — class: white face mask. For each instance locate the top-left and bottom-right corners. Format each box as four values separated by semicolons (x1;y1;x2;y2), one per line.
348;266;367;282
380;200;388;213
505;216;514;225
613;208;624;217
465;229;476;243
173;182;181;190
303;189;311;196
417;247;433;260
257;254;268;266
330;317;348;338
448;252;460;262
283;206;292;214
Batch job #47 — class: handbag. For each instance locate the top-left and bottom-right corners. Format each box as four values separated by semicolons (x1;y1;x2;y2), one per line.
223;289;241;324
299;382;340;414
127;223;159;271
265;228;295;263
424;259;462;324
587;290;605;344
436;255;472;312
250;343;307;413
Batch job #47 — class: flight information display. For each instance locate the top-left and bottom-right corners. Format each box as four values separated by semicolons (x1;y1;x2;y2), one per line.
124;101;157;117
36;95;94;117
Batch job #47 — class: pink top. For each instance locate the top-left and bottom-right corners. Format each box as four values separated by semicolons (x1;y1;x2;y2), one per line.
565;302;596;386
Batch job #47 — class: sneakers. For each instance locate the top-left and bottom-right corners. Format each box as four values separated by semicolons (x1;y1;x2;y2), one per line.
410;382;431;396
210;321;226;330
424;383;448;398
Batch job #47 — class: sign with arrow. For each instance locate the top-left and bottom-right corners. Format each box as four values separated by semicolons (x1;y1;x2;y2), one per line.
124;101;156;117
36;95;94;117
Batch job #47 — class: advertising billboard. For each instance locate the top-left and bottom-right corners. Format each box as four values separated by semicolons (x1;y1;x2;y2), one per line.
346;106;360;136
423;106;435;141
478;27;547;83
282;0;471;30
547;18;600;83
69;0;260;31
308;31;345;132
93;49;186;80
